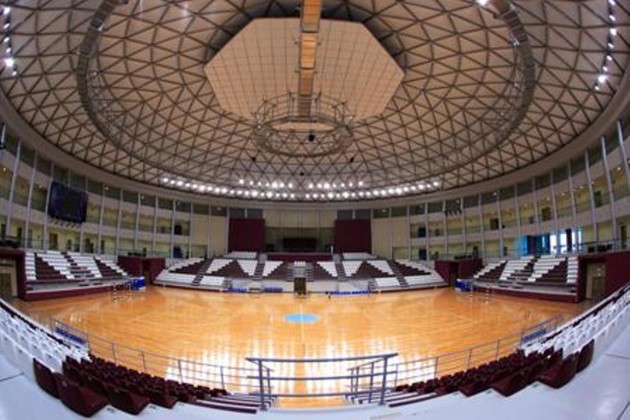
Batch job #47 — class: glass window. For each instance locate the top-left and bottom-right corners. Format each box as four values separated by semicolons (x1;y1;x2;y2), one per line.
553;165;568;183
410;204;425;215
211;206;227;217
4;133;18;154
69;172;85;190
122;190;137;204
140;194;155;207
517;180;533;196
230;207;246;218
247;208;263;219
36;156;52;175
87;180;102;195
337;210;353;220
499;186;515;200
427;201;443;213
158;198;173;210
391;206;408;217
481;191;498;205
372;208;389;219
193;204;209;215
175;201;191;213
104;185;120;200
52;166;68;182
535;173;551;190
570;156;585;176
463;195;479;208
604;134;618;154
587;145;602;166
20;145;35;167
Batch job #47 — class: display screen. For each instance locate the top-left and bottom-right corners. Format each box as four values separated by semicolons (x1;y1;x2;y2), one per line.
47;181;88;224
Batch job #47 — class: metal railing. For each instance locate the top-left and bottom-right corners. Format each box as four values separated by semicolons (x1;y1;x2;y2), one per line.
387;316;561;387
45;312;563;408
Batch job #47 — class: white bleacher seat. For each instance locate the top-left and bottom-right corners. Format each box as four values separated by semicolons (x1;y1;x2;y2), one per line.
38;252;73;279
262;261;283;277
499;256;533;281
94;256;130;276
317;261;338;278
237;260;258;276
156;272;194;285
207;259;232;274
567;256;578;283
374;277;400;289
405;275;444;286
198;276;225;288
529;255;564;282
367;260;394;275
167;258;203;271
342;261;362;277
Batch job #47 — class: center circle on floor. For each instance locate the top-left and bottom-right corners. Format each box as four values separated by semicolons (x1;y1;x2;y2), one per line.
284;313;320;323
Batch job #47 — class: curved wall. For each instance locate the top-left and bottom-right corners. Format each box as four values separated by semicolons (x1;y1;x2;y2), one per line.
0;99;629;260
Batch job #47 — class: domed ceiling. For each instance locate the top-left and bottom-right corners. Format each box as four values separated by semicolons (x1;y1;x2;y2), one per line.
0;0;628;201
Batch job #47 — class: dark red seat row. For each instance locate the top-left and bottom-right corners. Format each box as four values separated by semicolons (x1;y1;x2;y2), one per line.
34;358;108;417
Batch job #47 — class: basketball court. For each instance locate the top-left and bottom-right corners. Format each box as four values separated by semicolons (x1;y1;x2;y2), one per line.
12;287;590;406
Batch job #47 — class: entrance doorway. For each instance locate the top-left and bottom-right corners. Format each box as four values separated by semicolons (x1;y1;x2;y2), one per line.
585;261;606;301
0;259;17;299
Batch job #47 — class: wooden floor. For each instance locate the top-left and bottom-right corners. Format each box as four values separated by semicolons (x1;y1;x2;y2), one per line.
13;286;591;407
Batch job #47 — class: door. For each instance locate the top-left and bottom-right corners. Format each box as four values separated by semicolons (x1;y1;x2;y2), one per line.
0;273;11;299
591;276;606;301
585;262;606;301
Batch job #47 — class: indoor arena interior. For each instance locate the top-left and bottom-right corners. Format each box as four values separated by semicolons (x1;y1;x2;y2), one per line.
0;0;629;419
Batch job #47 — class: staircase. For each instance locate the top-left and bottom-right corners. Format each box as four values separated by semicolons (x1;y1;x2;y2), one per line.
333;254;347;281
253;260;265;282
192;259;213;286
388;261;409;288
367;278;377;292
305;263;314;282
285;263;294;282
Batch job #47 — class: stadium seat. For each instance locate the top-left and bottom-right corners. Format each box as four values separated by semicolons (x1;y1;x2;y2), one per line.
577;340;595;372
34;359;60;398
55;373;109;417
491;370;528;396
106;386;151;415
538;354;579;389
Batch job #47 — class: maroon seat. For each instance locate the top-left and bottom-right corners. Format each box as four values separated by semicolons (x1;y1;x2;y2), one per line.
538;354;579;389
491;370;527;396
83;374;109;397
147;388;178;408
577;340;595;372
107;386;151;415
459;378;489;397
54;373;108;417
34;359;59;398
